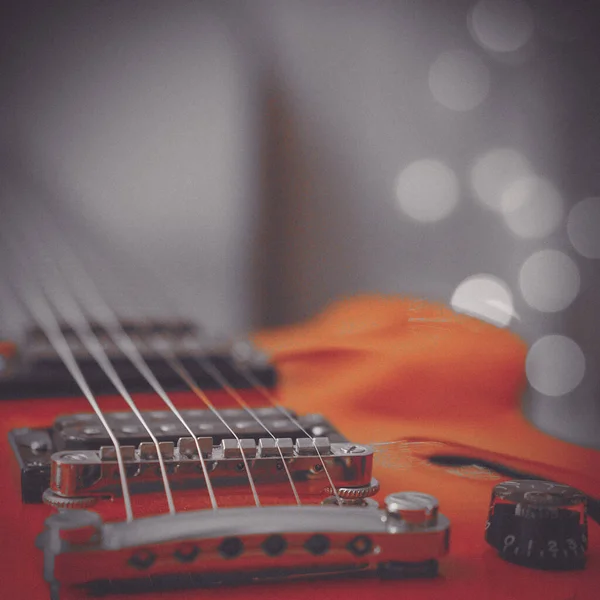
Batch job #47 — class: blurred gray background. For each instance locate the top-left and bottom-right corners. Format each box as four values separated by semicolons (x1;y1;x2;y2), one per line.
0;0;599;447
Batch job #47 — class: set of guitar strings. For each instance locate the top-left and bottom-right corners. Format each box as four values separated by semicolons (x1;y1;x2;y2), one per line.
0;203;342;521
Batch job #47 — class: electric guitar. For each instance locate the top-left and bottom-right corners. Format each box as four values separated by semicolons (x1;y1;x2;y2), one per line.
1;254;599;599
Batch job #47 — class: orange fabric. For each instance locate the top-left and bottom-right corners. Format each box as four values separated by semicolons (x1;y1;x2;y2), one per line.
253;295;600;600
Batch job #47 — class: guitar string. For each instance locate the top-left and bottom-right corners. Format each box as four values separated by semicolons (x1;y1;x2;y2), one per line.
24;206;262;509
158;351;262;506
0;237;136;521
68;314;260;509
190;353;302;506
24;196;296;508
25;222;220;511
26;223;335;509
78;321;221;511
90;271;319;506
105;244;339;507
7;229;179;515
225;356;342;504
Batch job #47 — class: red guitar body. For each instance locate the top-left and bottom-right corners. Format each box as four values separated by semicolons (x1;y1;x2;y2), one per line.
1;296;599;600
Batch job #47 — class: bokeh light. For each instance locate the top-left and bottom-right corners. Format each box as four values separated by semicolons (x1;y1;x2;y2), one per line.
395;159;459;222
428;49;491;111
501;176;564;238
470;148;532;211
526;335;585;396
519;249;580;312
451;274;515;327
567;197;600;259
469;0;534;53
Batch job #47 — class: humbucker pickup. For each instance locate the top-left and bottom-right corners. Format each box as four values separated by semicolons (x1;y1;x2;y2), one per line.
46;437;374;506
9;408;348;503
37;498;450;599
0;321;275;399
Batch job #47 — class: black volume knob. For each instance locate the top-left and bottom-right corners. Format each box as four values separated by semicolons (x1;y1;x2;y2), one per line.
485;480;588;570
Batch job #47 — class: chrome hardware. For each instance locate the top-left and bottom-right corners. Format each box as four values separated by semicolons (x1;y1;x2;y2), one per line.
138;441;174;460
258;437;294;457
42;489;98;510
340;444;367;454
221;438;257;458
37;497;450;598
324;477;380;500
99;446;136;461
49;439;374;502
176;436;213;458
295;436;331;455
322;496;380;508
10;410;347;504
385;492;439;526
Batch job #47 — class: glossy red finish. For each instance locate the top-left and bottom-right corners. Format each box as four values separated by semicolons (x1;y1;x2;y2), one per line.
1;296;599;599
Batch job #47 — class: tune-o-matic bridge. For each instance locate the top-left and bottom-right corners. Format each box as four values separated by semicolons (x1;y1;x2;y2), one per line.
38;494;450;599
45;437;374;506
9;408;349;503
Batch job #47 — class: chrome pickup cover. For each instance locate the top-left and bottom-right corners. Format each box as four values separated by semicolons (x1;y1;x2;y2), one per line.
37;499;450;599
